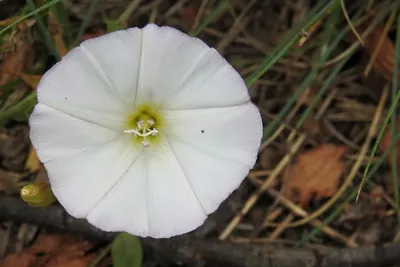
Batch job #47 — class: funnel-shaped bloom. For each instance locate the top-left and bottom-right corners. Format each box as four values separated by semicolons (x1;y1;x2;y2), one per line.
29;24;262;238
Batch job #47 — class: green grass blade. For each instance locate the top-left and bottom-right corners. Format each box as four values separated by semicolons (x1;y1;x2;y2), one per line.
259;3;356;142
296;52;350;130
359;86;400;199
360;4;400;200
0;91;37;125
391;9;400;223
51;1;72;45
0;0;60;37
74;0;101;46
244;0;340;87
26;0;60;60
190;0;230;37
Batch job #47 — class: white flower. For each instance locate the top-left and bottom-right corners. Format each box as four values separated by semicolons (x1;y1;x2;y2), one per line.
29;24;262;238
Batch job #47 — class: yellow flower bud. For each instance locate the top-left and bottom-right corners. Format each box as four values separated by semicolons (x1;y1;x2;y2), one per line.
20;182;56;208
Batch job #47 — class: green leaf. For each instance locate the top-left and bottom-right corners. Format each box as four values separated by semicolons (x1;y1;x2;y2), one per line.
112;233;143;267
0;91;37;125
105;18;122;33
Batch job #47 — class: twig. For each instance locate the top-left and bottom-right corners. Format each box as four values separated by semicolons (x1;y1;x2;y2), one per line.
0;195;400;267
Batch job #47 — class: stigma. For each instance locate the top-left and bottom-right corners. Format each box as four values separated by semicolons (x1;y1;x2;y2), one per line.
124;119;159;147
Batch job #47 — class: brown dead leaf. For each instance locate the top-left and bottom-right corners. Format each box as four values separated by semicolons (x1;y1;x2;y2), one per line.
363;25;399;83
283;143;347;207
379;121;400;191
0;234;96;267
0;21;34;86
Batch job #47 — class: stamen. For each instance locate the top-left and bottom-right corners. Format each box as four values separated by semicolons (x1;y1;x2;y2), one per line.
137;120;144;128
124;120;159;147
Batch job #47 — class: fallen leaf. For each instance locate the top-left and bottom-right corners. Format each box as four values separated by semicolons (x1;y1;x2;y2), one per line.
363;25;399;83
379;121;400;191
283;143;347;207
0;20;34;86
0;234;96;267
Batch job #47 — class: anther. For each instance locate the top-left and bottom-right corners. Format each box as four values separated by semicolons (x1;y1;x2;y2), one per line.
136;120;144;129
124;117;159;148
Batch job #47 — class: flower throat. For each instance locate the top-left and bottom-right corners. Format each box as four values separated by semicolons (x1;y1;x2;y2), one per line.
124;104;163;147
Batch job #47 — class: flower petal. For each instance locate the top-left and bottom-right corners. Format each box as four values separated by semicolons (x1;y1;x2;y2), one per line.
168;139;249;214
44;136;141;219
37;46;128;129
86;155;148;236
162;102;262;168
29;103;120;163
79;28;142;109
136;24;247;108
145;137;206;238
163;48;251;109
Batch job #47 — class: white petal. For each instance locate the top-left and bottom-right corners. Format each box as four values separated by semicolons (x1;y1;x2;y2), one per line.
37;46;128;130
145;137;206;238
168;140;250;214
136;24;248;108
164;48;250;109
29;103;120;163
79;28;142;109
86;155;148;236
162;102;262;168
45;136;141;219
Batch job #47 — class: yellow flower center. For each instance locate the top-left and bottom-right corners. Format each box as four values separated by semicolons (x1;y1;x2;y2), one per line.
124;104;164;147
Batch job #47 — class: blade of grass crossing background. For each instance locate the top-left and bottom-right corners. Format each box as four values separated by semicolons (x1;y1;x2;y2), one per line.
244;0;340;87
359;4;400;201
0;0;60;36
391;8;400;224
248;0;341;141
190;0;230;36
74;0;101;46
27;0;60;60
